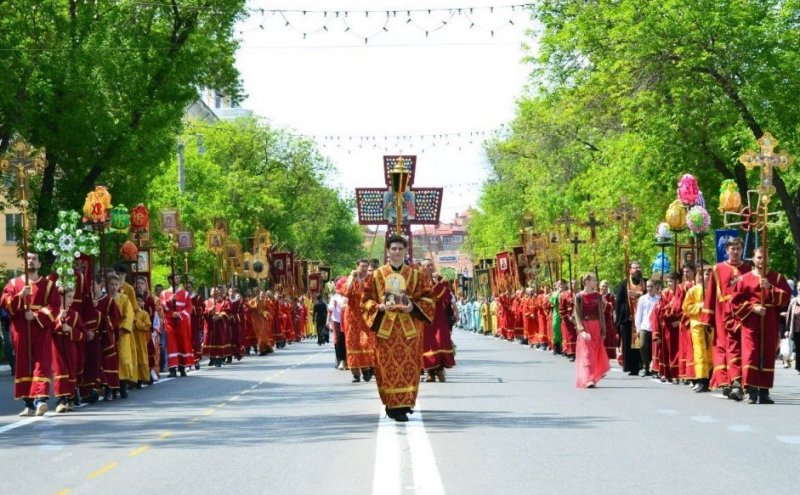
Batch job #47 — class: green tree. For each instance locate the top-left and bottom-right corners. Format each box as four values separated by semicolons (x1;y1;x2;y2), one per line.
0;0;245;229
146;118;364;287
469;0;800;279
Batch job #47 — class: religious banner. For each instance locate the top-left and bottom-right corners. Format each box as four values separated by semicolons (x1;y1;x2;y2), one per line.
271;251;291;286
308;273;322;294
496;251;511;275
512;246;527;286
475;268;493;298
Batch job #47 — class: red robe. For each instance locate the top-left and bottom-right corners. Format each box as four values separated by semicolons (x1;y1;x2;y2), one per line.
497;294;512;340
511;296;524;339
730;271;790;389
421;281;456;370
2;275;60;400
536;292;550;347
602;293;617;359
279;299;294;342
94;294;121;389
160;287;195;369
203;298;230;359
559;291;577;356
702;261;751;388
69;270;93;396
650;288;678;380
140;292;157;370
53;308;83;398
522;295;538;344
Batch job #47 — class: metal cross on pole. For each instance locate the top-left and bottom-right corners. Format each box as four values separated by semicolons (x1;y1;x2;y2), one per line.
736;132;794;267
581;209;604;280
0;137;47;286
556;208;576;237
610;196;640;279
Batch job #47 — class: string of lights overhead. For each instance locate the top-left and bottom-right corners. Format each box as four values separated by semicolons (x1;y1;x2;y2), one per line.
240;4;534;43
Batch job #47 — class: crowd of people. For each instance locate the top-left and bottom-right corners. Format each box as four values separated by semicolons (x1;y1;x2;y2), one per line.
457;238;797;403
2;255;317;417
5;234;796;424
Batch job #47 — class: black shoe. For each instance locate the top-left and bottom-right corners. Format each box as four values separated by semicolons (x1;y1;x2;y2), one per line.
363;369;373;382
179;366;187;377
722;386;732;397
73;395;82;407
729;387;744;401
352;375;361;383
628;371;639;376
194;362;200;370
226;356;233;364
168;368;178;378
759;390;774;404
747;394;758;404
393;411;409;422
119;382;129;399
86;390;99;404
214;360;222;368
208;360;215;367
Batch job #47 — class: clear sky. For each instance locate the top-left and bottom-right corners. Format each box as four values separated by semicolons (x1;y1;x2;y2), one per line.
234;1;536;222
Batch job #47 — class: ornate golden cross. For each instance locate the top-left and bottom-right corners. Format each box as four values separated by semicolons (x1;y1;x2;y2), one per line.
738;132;795;201
610;196;640;243
0;137;46;206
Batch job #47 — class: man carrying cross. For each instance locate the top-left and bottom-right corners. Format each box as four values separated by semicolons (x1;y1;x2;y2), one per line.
2;253;61;416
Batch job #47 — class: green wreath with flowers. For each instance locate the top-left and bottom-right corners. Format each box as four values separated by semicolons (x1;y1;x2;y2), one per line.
32;210;100;289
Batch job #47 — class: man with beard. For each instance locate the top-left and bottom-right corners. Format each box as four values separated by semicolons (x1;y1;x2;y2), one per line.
615;261;645;376
3;253;61;416
701;237;750;400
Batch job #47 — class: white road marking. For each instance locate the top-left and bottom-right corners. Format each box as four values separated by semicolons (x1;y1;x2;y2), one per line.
728;425;753;433
372;409;402;495
776;436;800;444
407;407;446;495
0;415;43;434
690;416;717;424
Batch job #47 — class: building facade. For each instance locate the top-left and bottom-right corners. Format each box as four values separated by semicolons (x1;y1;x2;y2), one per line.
412;210;474;276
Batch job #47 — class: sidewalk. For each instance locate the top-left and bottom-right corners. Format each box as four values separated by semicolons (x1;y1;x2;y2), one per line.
0;364;8;377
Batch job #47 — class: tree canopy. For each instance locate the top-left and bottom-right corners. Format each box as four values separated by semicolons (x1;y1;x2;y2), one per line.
469;0;800;280
0;0;246;228
146;118;364;286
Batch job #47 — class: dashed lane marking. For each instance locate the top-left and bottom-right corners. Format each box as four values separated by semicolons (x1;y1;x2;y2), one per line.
87;462;118;480
128;445;151;457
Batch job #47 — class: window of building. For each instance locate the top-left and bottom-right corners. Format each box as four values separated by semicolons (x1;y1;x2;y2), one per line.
442;236;452;244
5;213;21;243
451;235;463;243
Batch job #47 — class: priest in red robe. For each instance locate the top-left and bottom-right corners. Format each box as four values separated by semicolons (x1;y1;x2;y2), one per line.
2;253;60;416
422;272;456;382
730;248;790;404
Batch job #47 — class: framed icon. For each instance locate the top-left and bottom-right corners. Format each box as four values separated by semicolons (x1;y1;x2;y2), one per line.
177;231;193;251
160;209;179;233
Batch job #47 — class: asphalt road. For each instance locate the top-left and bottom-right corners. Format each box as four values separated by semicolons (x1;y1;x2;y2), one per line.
1;329;799;495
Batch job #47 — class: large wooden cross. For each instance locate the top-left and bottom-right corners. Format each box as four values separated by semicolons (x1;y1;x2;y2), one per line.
355;155;443;260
